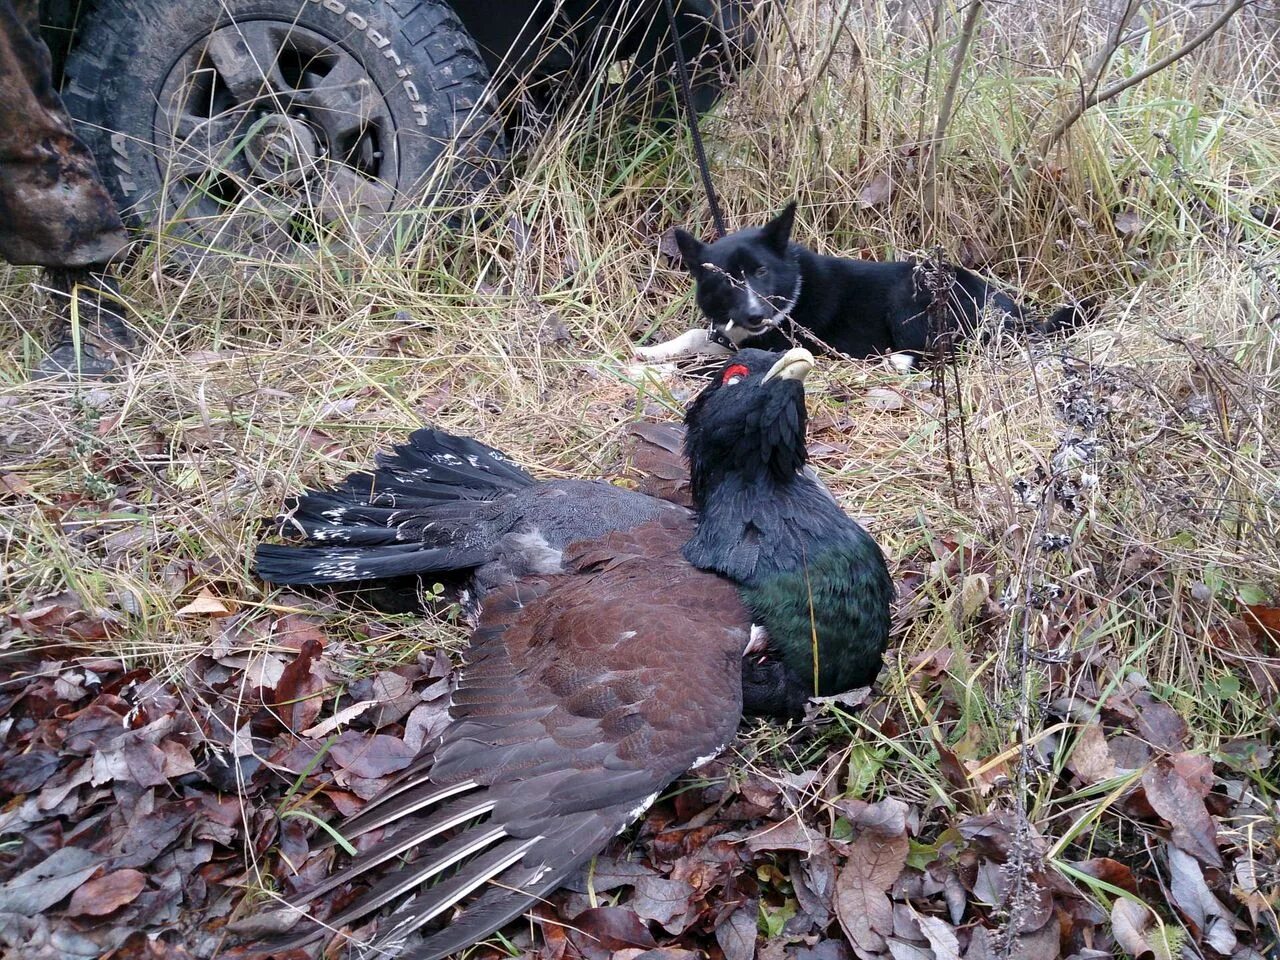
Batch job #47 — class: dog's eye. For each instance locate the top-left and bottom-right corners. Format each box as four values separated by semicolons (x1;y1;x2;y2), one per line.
754;266;769;278
721;363;750;386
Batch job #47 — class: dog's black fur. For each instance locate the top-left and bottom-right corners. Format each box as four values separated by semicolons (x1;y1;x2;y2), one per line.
640;202;1094;364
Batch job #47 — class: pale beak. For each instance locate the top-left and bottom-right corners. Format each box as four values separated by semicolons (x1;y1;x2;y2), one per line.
762;347;815;383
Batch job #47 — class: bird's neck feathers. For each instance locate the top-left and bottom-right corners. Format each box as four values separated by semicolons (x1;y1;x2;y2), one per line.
688;453;809;513
682;379;819;579
683;464;844;583
684;382;809;510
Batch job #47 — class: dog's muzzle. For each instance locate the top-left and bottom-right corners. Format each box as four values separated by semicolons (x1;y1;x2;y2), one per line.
708;273;803;350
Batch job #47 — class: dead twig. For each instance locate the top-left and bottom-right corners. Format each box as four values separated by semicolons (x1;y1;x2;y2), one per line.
789;0;859;120
1082;0;1145;105
921;0;985;239
1039;0;1247;157
916;251;976;503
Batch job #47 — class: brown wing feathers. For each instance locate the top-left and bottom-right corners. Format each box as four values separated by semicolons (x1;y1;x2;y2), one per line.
276;523;750;959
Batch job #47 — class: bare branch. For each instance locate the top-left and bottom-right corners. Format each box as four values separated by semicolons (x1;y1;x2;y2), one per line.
1119;0;1253;49
1082;0;1145;101
1039;0;1247;157
921;0;985;237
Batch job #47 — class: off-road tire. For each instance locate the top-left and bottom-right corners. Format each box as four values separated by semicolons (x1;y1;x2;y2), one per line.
61;0;507;254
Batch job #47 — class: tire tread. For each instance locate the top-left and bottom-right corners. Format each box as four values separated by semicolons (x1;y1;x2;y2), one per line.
60;0;507;232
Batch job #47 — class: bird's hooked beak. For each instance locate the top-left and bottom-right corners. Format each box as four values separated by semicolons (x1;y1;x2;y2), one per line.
762;347;815;383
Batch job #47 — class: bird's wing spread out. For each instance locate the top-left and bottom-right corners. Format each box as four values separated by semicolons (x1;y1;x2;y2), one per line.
278;521;751;960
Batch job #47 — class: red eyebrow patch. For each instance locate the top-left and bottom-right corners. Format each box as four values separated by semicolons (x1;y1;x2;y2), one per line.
721;363;750;384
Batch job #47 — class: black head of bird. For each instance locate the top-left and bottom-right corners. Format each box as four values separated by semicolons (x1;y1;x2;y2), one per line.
684;347;812;497
250;347;892;958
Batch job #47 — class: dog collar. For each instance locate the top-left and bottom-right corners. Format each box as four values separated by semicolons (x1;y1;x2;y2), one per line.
709;327;736;349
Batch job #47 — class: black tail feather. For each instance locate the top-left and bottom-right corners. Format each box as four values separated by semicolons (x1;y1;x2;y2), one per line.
290;430;534;522
290;494;498;531
375;430;534;489
326;473;505;507
255;542;492;585
283;520;409;547
256;430;534;588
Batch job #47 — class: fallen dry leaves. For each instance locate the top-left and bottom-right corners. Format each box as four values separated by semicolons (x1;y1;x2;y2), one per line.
1;580;1277;958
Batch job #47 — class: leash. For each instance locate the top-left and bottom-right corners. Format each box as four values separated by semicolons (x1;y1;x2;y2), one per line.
660;0;727;238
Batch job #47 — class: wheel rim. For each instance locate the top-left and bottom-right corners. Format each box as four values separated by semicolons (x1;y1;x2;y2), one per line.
154;19;398;254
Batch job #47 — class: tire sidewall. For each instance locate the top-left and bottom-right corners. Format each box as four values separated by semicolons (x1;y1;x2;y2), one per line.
64;0;498;225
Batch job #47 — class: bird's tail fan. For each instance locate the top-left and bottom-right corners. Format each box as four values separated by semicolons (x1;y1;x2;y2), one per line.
256;429;532;587
295;429;533;521
371;429;533;492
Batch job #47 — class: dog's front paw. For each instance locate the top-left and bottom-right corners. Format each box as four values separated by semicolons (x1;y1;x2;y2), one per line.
623;360;678;381
633;328;734;364
633;343;664;362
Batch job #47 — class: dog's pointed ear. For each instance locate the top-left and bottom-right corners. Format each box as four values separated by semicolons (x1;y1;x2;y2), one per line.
674;228;705;275
762;201;797;252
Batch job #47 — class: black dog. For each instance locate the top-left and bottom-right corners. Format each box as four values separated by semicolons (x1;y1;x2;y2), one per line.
636;202;1094;367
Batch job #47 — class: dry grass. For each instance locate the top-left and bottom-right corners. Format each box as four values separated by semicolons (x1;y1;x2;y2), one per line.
2;0;1279;945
